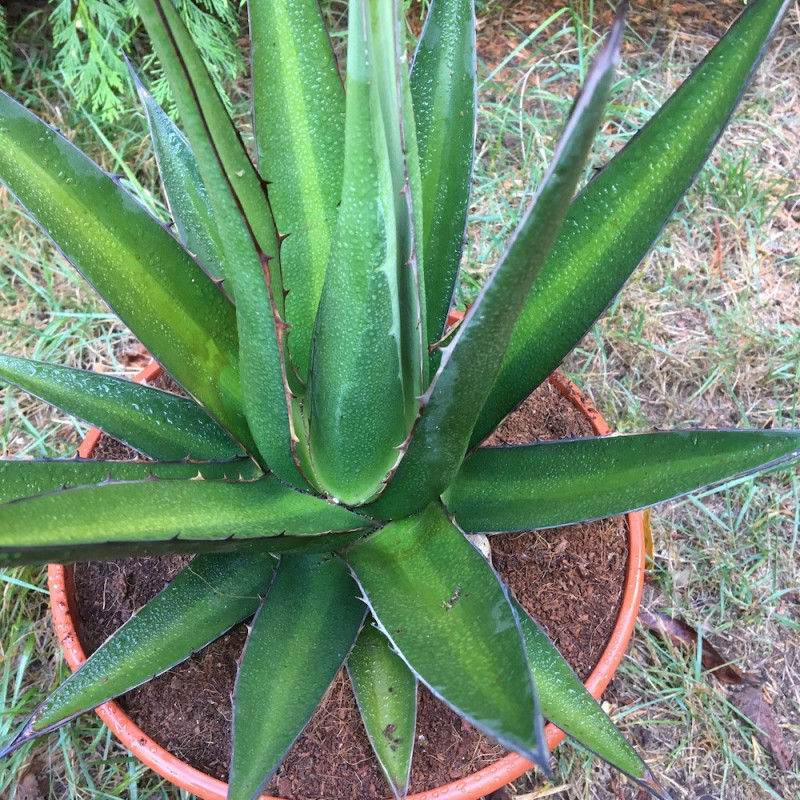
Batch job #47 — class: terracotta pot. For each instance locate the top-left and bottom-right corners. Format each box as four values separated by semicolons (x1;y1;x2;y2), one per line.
49;354;645;800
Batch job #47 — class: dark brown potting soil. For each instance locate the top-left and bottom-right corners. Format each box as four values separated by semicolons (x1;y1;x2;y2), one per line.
73;376;626;799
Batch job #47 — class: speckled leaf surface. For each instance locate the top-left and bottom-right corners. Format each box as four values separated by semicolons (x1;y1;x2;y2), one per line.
372;14;622;519
3;552;276;753
0;476;371;566
0;91;247;449
344;502;549;771
347;623;417;798
513;600;669;799
411;0;476;348
0;458;261;506
135;76;226;281
446;429;800;532
307;0;415;505
229;555;365;800
0;354;243;461
135;0;307;487
250;0;345;381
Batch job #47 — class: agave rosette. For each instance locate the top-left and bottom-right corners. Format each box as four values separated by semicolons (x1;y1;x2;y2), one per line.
0;1;797;799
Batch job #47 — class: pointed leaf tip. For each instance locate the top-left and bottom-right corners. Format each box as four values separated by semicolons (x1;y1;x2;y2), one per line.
639;769;674;800
345;504;549;770
347;623;417;798
0;719;36;759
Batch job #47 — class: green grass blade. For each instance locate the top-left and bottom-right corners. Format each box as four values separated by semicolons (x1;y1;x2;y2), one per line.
133;73;226;282
307;0;417;505
347;623;417;800
229;554;365;800
2;551;276;753
0;354;243;461
250;0;344;381
135;0;307;487
344;502;549;772
446;429;800;532
0;476;372;566
0;90;249;451
372;16;622;519
513;600;669;800
471;0;792;445
0;458;262;505
411;0;476;348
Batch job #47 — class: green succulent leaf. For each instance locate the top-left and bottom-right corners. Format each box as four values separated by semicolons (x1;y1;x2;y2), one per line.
447;429;800;532
411;0;476;348
0;476;372;566
471;0;792;446
229;554;365;800
135;0;309;488
133;0;279;271
0;354;243;461
0;90;250;451
0;458;261;506
513;600;669;800
344;502;549;772
307;0;422;505
1;551;276;755
347;623;417;799
396;5;428;400
372;13;622;519
133;73;226;281
250;0;345;382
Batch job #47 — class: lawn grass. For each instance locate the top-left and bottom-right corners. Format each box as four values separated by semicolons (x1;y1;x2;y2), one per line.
1;2;798;799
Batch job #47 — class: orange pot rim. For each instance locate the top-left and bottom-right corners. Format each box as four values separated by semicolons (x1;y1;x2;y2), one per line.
49;358;645;800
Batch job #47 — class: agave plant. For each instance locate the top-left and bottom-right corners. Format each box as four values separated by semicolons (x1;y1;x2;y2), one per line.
0;0;797;798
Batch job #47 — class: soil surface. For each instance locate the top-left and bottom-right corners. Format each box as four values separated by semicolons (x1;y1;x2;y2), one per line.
74;376;627;799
